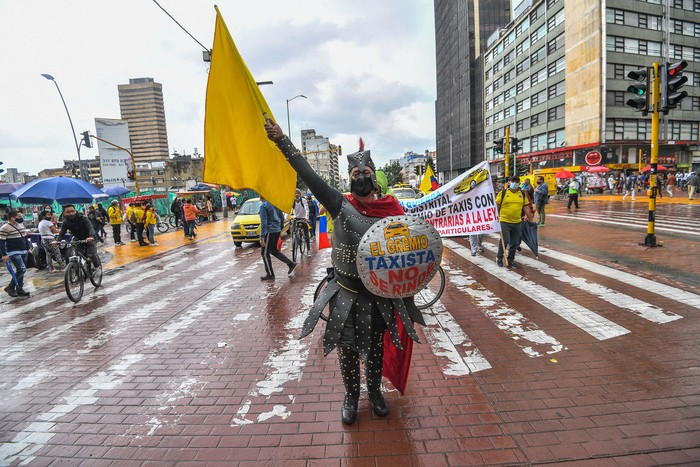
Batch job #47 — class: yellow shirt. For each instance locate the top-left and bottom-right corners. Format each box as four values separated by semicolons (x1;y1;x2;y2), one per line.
108;206;122;225
125;206;134;223
496;189;528;224
133;207;145;223
145;211;156;226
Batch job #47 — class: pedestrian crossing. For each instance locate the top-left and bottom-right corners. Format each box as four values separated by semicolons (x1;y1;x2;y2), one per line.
1;233;699;457
548;206;700;237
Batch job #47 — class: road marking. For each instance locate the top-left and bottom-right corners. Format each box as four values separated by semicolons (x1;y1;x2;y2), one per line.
480;243;683;324
537;247;700;308
441;263;565;357
422;299;492;374
445;240;630;341
547;214;700;237
232;255;331;426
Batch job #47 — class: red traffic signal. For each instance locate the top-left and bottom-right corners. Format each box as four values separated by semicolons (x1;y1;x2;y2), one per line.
660;61;689;114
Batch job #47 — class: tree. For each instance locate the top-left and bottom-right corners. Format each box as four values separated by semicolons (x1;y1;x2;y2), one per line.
379;161;403;186
425;156;436;174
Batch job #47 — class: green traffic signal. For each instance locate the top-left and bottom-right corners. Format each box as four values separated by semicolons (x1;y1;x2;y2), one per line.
626;68;649;116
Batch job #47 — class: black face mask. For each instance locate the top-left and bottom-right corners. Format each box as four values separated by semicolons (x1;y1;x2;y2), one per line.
351;175;374;197
15;217;23;224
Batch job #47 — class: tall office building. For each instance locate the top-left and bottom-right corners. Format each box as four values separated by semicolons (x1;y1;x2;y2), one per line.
434;0;511;181
117;78;170;164
483;0;700;174
301;129;341;188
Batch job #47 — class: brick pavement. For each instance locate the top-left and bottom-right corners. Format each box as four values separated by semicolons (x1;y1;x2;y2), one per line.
0;199;699;466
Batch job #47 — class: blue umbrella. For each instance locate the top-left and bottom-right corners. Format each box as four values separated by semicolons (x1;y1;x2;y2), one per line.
102;185;130;197
189;184;212;191
10;176;108;204
0;182;23;197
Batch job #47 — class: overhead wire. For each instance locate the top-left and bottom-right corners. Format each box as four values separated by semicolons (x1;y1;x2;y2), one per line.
152;0;210;52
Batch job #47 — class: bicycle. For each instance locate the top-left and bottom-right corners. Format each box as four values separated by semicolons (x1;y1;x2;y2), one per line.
61;240;103;303
291;218;308;262
313;264;445;314
155;214;169;233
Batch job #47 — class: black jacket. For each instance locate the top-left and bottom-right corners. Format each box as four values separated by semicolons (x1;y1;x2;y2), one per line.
60;213;96;240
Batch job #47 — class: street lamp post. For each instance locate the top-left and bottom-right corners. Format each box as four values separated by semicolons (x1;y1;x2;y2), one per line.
41;73;85;181
286;94;307;140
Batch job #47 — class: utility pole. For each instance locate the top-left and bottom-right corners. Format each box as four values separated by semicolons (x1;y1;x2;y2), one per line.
89;133;140;196
644;62;661;247
504;127;510;179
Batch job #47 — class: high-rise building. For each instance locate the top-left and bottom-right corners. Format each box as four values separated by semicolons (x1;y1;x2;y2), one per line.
434;0;511;181
483;0;700;175
117;78;170;164
301;129;341;188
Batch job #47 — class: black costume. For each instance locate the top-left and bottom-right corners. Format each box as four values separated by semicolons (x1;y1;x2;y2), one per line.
273;135;425;424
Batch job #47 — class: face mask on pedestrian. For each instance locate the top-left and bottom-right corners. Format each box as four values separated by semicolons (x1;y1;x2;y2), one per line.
15;217;23;224
351;175;375;197
509;182;519;190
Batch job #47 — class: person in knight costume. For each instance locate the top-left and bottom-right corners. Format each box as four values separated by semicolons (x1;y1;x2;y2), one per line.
265;118;426;425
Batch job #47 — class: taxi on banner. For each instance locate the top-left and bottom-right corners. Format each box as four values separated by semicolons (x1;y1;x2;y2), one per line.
230;197;290;247
454;168;489;194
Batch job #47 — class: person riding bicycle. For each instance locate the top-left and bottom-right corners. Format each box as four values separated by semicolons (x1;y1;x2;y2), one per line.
56;204;100;274
266;118;424;426
292;188;311;257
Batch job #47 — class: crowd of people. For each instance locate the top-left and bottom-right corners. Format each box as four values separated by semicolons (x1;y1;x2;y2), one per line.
555;170;700;201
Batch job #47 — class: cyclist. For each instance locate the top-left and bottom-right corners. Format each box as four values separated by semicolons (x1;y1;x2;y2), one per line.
57;204;100;276
291;189;311;256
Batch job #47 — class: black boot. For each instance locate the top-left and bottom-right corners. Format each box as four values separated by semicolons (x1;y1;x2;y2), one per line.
366;328;389;417
338;346;360;425
5;282;17;298
15;288;30;297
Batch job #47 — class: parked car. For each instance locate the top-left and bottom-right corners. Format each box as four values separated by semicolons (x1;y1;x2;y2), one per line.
230;197;290;247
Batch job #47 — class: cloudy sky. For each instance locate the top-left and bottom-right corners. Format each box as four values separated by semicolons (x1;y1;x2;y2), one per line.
0;0;437;177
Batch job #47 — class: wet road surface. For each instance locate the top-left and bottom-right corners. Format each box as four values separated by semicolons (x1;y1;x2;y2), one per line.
1;195;699;465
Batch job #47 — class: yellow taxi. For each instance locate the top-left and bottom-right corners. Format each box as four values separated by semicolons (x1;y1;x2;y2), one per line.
383;221;410;240
230;198;290;247
392;185;423;202
454;168;489;194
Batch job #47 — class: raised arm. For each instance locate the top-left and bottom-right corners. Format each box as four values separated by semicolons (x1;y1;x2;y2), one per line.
265;118;343;217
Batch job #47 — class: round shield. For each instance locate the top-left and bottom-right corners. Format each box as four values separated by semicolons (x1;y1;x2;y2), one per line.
356;215;443;299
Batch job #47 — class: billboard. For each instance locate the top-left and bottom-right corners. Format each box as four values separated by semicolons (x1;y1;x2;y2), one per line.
95;118;134;188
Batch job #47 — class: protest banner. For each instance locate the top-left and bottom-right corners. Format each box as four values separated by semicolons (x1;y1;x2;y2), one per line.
399;161;501;236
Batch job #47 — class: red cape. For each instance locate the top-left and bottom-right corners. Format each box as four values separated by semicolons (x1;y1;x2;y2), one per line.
344;194;414;395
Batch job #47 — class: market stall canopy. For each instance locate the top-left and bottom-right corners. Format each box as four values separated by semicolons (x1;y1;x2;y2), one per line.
10;177;107;204
121;194;168;204
176;191;211;197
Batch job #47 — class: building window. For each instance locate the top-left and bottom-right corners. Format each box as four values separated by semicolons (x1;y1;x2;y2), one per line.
517;118;531;132
614;120;624;140
516;17;530;37
531;46;546;65
547;81;565;99
516;57;530;74
548;104;565;121
531;2;546;22
613;63;625;79
637;120;648;140
504;50;515;66
638;14;648;28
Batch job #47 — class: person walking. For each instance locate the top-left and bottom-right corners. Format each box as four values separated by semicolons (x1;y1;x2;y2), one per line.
96;203;108;240
107;200;124;246
87;206;104;243
259;194;296;281
567;177;581;209
622;172;638;201
38;209;65;272
534;175;549;226
687;172;699;200
496;176;534;268
182;199;199;240
1;209;31;297
132;203;147;246
607;175;616;195
306;193;318;239
665;172;677;198
144;204;159;246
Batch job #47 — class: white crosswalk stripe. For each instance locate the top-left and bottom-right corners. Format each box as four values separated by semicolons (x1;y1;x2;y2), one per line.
445;239;631;340
480;242;683;324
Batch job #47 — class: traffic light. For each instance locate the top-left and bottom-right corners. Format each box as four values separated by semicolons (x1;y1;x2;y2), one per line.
660;61;688;114
626;68;649;116
493;138;504;155
338;145;342;156
511;137;521;154
81;131;92;148
414;165;423;176
127;170;135;181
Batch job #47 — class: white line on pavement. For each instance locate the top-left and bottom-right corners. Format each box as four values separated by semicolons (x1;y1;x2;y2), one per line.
480;243;683;324
547;214;700;237
441;263;565;357
445;240;630;341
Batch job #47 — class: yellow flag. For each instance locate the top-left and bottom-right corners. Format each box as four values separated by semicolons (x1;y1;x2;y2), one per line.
419;164;438;193
204;7;295;212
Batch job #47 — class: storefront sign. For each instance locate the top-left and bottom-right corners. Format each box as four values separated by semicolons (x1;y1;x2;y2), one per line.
585;151;602;165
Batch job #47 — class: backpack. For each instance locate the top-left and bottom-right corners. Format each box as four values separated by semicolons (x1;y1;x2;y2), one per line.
307;199;317;218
